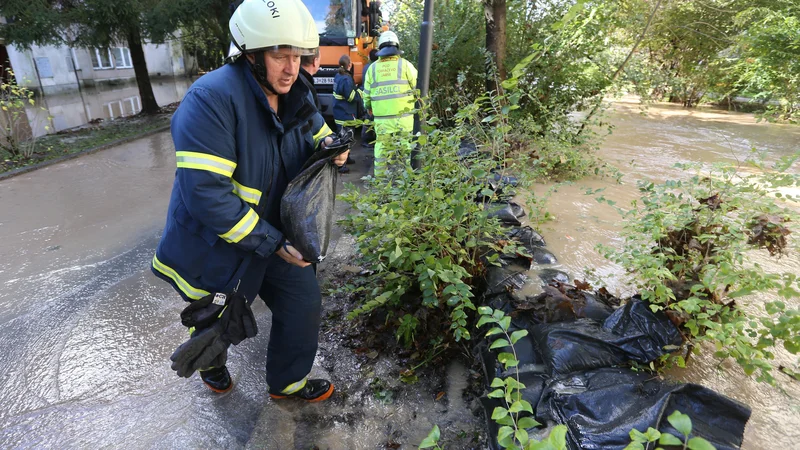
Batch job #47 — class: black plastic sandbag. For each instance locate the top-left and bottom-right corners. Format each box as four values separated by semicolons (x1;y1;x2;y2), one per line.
530;300;683;376
485;202;526;226
280;129;354;263
535;367;751;450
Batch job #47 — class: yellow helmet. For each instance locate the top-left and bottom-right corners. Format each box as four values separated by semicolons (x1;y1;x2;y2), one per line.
229;0;319;58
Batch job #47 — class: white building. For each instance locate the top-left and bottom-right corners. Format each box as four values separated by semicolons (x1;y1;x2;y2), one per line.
1;37;197;96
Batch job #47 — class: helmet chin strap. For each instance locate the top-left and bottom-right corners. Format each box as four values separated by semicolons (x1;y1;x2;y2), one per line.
248;51;279;95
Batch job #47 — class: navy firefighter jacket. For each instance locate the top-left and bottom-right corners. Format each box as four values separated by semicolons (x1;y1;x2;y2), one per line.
151;58;333;302
332;72;360;126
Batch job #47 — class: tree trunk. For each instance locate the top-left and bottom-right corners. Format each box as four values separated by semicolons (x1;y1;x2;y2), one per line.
484;0;507;93
127;25;159;114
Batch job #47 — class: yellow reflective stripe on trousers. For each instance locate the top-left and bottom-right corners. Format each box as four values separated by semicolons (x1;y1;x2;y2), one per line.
313;122;333;148
176;151;236;177
280;376;308;395
219;208;259;243
152;255;210;300
231;179;262;205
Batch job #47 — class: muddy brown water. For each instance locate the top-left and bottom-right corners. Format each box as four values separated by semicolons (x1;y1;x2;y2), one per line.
533;96;800;449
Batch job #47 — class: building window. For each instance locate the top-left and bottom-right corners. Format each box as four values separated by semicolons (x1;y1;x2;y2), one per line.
91;48;114;69
112;47;133;68
34;57;54;78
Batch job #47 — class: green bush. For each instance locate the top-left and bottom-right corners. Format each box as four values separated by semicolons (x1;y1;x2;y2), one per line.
597;158;800;383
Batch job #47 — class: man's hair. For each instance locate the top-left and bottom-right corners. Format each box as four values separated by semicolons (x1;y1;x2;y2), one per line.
300;47;320;67
369;49;378;62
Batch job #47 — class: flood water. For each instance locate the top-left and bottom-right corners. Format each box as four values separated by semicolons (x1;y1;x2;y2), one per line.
534;96;800;448
25;77;192;137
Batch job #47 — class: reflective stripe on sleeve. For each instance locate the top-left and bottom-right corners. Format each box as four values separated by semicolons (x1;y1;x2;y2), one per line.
231;179;262;205
219;208;259;243
152;255;210;300
313;123;334;148
347;90;355;102
333;93;344;100
176;151;236;177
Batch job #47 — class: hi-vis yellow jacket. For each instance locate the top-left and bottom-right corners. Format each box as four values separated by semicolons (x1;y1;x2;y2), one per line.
363;55;418;122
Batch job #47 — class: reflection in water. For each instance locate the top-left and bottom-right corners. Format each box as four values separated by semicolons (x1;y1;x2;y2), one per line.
25;77;193;137
535;97;800;449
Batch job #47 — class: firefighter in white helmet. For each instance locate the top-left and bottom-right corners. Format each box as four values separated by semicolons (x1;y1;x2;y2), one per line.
362;30;418;174
152;0;343;402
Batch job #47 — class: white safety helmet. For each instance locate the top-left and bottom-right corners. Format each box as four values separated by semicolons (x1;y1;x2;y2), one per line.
229;0;319;58
378;30;400;49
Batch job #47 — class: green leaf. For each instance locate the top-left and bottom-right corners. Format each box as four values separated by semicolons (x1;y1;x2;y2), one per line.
489;339;511;350
419;425;440;448
547;425;568;448
623;443;645;450
478;306;493;315
644;428;661;442
510;329;528;344
517;417;540;429
486;327;503;337
508;400;534;414
488;389;505;398
515;429;530;445
498;425;514;443
629;429;648;443
659;433;683;446
667;411;692;436
687;437;717;450
477;315;493;328
491;406;509;420
491;378;505;388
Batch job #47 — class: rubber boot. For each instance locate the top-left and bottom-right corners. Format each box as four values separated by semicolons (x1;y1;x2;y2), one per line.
269;379;334;402
200;366;233;393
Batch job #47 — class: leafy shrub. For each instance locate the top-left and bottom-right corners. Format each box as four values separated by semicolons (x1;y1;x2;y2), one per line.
598;158;800;383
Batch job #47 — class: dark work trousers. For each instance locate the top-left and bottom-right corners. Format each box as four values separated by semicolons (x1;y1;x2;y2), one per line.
258;252;322;393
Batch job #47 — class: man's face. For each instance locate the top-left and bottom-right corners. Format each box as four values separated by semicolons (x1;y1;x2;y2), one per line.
263;48;301;94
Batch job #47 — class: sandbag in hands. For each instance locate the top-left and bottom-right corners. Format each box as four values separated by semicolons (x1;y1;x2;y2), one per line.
280;128;354;263
170;291;257;378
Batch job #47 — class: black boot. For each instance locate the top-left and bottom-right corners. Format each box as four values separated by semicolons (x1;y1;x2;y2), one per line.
338;165;350;174
199;366;233;393
269;379;334;402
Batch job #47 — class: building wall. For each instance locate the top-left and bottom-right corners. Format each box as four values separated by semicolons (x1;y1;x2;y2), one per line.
5;39;194;96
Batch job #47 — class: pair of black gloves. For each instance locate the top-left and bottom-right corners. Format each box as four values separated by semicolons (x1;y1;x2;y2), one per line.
170;291;257;378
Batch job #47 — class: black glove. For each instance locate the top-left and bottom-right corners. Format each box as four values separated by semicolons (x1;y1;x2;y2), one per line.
218;292;258;345
178;291;257;344
170;325;230;378
179;292;227;330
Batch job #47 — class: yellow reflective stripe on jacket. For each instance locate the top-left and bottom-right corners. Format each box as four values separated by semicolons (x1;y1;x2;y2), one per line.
333;93;345;100
152;255;210;300
231;179;262;205
219;208;259;243
176;151;236;177
280;376;308;395
313;122;333;148
347;90;356;102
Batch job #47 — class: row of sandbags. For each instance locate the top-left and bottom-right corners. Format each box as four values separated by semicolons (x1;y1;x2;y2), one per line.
473;216;751;449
